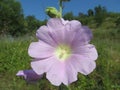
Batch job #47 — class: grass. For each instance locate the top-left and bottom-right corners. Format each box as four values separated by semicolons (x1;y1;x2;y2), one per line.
0;28;120;90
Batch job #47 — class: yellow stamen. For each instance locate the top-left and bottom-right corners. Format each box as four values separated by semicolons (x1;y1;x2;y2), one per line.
55;44;71;62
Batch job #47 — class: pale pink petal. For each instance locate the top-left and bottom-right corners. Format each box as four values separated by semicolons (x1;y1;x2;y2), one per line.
16;70;43;82
63;20;81;44
36;26;57;46
28;42;55;58
63;60;78;85
49;29;75;45
72;26;93;46
72;44;98;61
47;18;64;30
46;61;65;86
46;59;77;86
48;27;65;44
61;18;69;25
69;54;96;75
31;56;57;75
37;19;66;45
48;20;81;45
66;20;82;31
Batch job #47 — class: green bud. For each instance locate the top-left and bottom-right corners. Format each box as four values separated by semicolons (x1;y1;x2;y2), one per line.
45;7;61;18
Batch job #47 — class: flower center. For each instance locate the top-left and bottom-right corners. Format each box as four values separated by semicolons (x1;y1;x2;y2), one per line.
55;44;71;62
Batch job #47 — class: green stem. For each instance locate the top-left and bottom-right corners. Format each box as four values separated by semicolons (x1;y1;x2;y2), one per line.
59;0;63;17
67;85;71;90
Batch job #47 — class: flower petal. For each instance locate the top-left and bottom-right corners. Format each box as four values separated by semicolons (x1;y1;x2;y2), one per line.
47;18;64;30
49;19;81;45
37;19;82;45
31;56;57;75
28;41;55;58
63;60;78;85
36;26;57;46
46;59;77;86
46;61;65;86
37;19;66;45
72;44;98;61
69;54;96;75
16;70;43;82
66;20;82;31
49;27;76;45
61;18;69;25
72;26;93;46
48;27;65;44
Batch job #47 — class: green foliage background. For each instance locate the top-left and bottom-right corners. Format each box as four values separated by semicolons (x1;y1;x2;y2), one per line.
0;0;120;90
0;28;120;90
0;0;120;36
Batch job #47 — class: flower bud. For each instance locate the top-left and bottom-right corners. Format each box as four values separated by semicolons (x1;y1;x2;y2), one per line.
45;7;61;18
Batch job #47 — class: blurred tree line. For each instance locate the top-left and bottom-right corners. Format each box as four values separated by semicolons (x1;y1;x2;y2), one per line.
0;0;120;37
64;5;120;29
0;0;46;36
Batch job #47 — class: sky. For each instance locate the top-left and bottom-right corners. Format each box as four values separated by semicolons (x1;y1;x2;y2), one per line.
18;0;120;20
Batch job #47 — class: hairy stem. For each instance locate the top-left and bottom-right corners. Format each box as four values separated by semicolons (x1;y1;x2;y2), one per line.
59;0;63;17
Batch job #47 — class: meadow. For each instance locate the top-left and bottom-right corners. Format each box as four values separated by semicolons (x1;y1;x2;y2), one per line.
0;28;120;90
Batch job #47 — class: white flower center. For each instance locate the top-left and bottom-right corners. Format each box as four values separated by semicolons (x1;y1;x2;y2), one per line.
55;44;71;62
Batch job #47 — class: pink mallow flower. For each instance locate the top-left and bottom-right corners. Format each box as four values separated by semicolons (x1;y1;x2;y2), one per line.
16;18;98;86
